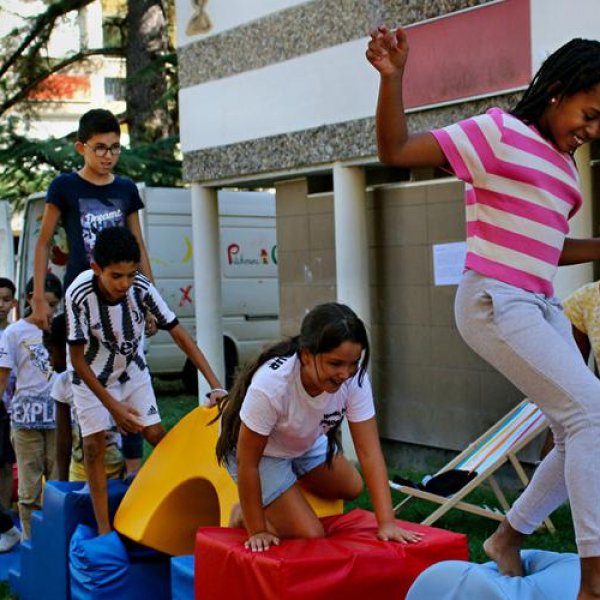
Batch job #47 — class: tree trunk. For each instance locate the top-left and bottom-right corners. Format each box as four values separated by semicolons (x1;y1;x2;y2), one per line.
125;0;174;144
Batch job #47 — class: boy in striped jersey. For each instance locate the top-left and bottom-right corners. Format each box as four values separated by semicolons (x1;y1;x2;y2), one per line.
65;226;226;535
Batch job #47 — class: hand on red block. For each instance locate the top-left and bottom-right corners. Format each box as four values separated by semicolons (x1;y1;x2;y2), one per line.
245;531;280;552
377;521;424;544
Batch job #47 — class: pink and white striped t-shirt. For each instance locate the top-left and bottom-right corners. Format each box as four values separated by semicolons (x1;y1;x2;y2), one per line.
432;108;582;297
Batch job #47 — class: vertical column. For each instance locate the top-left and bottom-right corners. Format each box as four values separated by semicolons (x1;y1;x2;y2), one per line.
332;164;371;329
333;164;370;462
191;184;225;401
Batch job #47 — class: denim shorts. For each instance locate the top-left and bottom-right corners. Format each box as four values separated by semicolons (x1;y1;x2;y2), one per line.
225;434;328;507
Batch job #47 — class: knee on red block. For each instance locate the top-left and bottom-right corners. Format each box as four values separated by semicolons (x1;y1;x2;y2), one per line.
194;509;468;600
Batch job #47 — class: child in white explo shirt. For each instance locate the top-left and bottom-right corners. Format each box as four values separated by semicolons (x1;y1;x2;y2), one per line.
0;273;62;539
0;277;18;551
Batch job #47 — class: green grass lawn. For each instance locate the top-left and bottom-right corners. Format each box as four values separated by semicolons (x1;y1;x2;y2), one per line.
0;382;577;599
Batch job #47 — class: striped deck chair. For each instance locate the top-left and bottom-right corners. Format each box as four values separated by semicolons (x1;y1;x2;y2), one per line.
390;399;555;532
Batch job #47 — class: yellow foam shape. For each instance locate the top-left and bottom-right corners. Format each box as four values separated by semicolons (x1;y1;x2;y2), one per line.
114;406;343;556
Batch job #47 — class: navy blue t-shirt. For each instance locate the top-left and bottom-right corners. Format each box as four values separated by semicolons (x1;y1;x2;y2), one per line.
46;172;144;289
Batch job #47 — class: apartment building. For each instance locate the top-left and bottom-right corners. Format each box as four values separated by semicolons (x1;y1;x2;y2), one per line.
175;0;600;458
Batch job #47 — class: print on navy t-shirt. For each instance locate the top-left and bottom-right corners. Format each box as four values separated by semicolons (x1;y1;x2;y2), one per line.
79;196;128;264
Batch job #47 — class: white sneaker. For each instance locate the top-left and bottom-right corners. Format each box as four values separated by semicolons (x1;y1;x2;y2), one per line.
0;526;20;552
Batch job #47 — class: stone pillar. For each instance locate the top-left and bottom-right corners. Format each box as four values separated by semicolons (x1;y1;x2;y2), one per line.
191;184;225;401
332;164;370;463
332;164;371;330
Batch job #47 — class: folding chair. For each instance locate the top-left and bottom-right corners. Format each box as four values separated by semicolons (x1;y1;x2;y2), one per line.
390;399;555;532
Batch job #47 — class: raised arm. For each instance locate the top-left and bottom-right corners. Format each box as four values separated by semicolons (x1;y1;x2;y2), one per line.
32;204;61;330
366;25;447;168
126;212;154;283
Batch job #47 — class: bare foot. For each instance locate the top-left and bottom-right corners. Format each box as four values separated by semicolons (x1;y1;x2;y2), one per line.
228;503;244;528
483;526;524;577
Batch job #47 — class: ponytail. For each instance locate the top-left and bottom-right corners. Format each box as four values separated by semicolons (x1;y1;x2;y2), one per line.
214;337;300;464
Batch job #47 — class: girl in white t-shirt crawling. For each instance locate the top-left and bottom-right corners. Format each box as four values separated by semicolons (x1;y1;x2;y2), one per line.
215;302;422;552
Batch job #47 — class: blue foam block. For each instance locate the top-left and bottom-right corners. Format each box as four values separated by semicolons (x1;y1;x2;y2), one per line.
406;549;580;600
0;510;20;582
70;525;129;599
70;523;171;600
0;542;20;582
171;554;194;600
10;479;128;600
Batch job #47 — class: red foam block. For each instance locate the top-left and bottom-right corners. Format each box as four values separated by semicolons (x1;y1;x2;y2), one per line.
195;508;468;600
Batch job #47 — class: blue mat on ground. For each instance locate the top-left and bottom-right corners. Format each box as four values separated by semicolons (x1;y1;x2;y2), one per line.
406;549;580;600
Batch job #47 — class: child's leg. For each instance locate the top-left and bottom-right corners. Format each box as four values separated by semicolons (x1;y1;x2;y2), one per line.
263;484;324;539
82;432;109;534
298;453;363;501
456;272;600;572
263;454;364;540
142;423;166;447
43;429;57;480
121;432;143;476
124;379;162;448
227;437;341;540
0;463;13;509
11;429;44;539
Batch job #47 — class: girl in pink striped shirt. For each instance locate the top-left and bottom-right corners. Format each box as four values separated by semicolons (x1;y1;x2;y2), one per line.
368;27;600;599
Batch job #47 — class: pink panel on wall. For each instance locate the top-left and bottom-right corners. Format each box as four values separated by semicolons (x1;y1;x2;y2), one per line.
402;0;531;108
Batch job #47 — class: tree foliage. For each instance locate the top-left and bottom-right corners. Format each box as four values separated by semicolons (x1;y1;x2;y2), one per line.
0;0;181;208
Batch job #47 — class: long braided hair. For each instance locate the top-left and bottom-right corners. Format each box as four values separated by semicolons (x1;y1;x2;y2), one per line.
511;38;600;126
214;302;370;466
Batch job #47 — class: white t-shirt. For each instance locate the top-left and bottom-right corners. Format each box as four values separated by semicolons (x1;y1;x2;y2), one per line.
240;354;375;458
0;328;16;413
0;319;55;429
65;270;177;389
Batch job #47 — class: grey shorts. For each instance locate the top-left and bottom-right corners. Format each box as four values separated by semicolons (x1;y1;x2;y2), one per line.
225;434;328;507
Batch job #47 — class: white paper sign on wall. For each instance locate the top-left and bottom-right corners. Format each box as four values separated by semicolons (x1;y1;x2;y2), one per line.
433;241;467;286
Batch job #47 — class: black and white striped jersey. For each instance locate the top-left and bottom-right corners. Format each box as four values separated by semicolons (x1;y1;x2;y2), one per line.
65;269;178;388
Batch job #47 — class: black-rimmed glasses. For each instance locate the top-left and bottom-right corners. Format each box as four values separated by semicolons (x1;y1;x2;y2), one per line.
84;142;122;157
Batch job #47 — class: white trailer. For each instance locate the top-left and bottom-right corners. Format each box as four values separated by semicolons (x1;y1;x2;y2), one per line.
17;188;280;391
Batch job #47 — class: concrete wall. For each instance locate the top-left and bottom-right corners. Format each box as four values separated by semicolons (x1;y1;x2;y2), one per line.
275;179;337;336
275;176;528;454
368;180;523;453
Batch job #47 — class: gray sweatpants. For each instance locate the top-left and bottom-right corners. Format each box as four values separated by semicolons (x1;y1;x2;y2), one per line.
455;270;600;557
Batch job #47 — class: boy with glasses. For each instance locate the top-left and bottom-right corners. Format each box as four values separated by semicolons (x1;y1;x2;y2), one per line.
31;108;151;479
32;108;152;315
